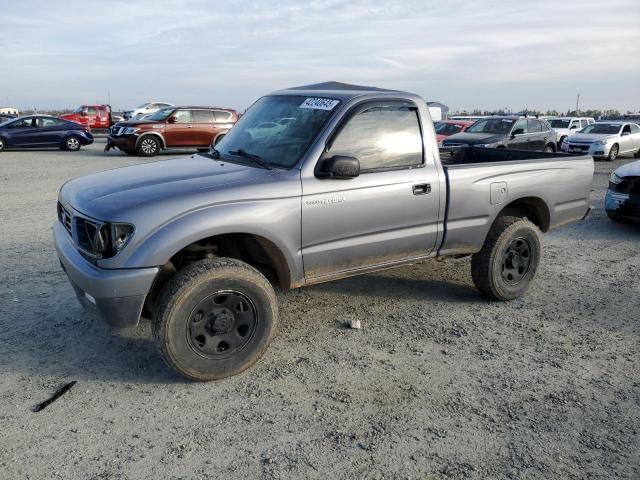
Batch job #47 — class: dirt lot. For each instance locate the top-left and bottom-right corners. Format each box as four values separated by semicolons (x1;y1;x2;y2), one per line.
0;140;638;479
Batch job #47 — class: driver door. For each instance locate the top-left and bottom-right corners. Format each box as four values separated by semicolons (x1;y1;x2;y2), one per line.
301;102;440;280
619;124;634;154
164;109;194;146
508;118;529;150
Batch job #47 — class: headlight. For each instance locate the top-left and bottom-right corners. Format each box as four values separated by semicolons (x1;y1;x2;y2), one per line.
112;223;135;252
123;127;139;135
594;138;610;146
610;172;623;184
476;143;495;148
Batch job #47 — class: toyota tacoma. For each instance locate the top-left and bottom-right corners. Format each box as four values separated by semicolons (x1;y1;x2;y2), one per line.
54;82;594;381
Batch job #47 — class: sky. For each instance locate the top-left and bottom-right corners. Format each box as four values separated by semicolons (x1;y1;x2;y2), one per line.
1;0;639;113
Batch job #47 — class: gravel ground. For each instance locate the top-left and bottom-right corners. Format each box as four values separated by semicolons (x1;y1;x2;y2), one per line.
1;140;638;479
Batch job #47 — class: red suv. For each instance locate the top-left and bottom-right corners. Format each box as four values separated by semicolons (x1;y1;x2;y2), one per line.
106;106;237;156
60;105;113;130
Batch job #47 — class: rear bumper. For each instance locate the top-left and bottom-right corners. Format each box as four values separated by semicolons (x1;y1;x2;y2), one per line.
53;221;159;328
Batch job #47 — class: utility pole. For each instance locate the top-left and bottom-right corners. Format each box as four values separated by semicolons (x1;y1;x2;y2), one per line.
575;94;580;114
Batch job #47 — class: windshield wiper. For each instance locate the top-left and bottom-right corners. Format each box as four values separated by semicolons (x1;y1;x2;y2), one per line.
208;147;221;159
228;149;272;170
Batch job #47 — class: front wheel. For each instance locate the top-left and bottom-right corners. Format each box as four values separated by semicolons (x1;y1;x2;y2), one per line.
137;136;160;157
471;216;541;301
153;258;278;381
607;144;619;161
543;143;555;153
65;136;81;151
0;138;5;151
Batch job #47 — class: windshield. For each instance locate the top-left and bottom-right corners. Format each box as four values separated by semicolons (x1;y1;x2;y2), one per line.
147;107;174;121
548;119;570;128
214;95;340;168
434;122;463;135
137;103;149;108
580;123;621;134
73;106;84;113
466;118;515;135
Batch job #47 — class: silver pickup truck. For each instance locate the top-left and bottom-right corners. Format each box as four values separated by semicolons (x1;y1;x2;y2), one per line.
54;82;593;381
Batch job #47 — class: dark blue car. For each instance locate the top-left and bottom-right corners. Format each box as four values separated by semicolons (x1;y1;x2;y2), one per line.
0;115;93;152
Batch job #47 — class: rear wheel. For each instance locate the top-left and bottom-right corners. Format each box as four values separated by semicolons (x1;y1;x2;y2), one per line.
607;144;619;161
137;136;160;157
153;258;278;381
471;216;541;301
65;136;81;151
0;138;5;151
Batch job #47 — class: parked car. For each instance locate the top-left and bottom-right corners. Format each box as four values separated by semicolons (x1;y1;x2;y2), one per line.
547;117;595;147
434;120;474;145
123;102;174;120
442;117;557;152
105;106;238;156
54;81;593;381
606;160;640;222
0;113;17;124
0;115;93;151
561;122;640;161
59;105;114;129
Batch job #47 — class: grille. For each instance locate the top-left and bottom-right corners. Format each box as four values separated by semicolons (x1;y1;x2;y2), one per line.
75;217;110;258
57;202;73;235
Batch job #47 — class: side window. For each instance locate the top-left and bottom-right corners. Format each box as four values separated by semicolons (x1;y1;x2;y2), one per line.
173;110;192;123
191;110;214;123
40;117;66;127
630;124;640;133
580;119;587;128
214;110;232;122
528;119;543;132
512;118;528;135
570;120;580;129
329;105;423;171
147;104;157;109
622;125;631;134
86;107;97;115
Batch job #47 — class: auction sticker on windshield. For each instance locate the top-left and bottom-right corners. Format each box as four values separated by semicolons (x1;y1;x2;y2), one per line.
300;98;340;110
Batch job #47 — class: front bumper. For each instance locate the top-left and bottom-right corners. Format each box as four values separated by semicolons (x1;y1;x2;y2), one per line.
563;142;610;158
53;221;159;328
605;189;640;221
106;134;137;152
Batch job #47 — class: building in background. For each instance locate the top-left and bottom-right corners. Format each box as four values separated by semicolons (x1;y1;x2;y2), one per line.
427;101;449;121
0;107;19;115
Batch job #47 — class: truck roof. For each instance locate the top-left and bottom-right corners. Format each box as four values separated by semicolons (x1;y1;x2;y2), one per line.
272;81;405;101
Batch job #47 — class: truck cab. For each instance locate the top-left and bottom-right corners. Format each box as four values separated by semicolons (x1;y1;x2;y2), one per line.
60;105;113;129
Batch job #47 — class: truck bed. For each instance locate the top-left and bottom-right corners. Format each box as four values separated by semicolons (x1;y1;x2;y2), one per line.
436;147;594;257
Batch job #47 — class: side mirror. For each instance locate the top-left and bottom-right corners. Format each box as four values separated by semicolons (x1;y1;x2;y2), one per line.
317;155;360;179
570;125;577;130
168;116;177;124
81;111;87;116
511;128;524;136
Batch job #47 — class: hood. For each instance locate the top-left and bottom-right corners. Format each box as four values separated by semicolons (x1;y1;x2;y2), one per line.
112;119;156;128
615;160;640;178
60;113;82;120
568;133;615;143
60;154;281;222
442;132;507;145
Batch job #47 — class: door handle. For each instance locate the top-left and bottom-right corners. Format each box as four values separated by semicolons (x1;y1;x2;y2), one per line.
413;183;431;195
187;124;193;128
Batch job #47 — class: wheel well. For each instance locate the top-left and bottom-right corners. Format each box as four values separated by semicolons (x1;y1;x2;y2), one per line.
136;133;165;149
144;233;291;316
497;197;550;232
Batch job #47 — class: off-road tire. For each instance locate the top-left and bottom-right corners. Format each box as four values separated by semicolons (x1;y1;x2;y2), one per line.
153;258;278;381
471;216;541;301
607;144;619;161
65;136;81;151
137;136;160;157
